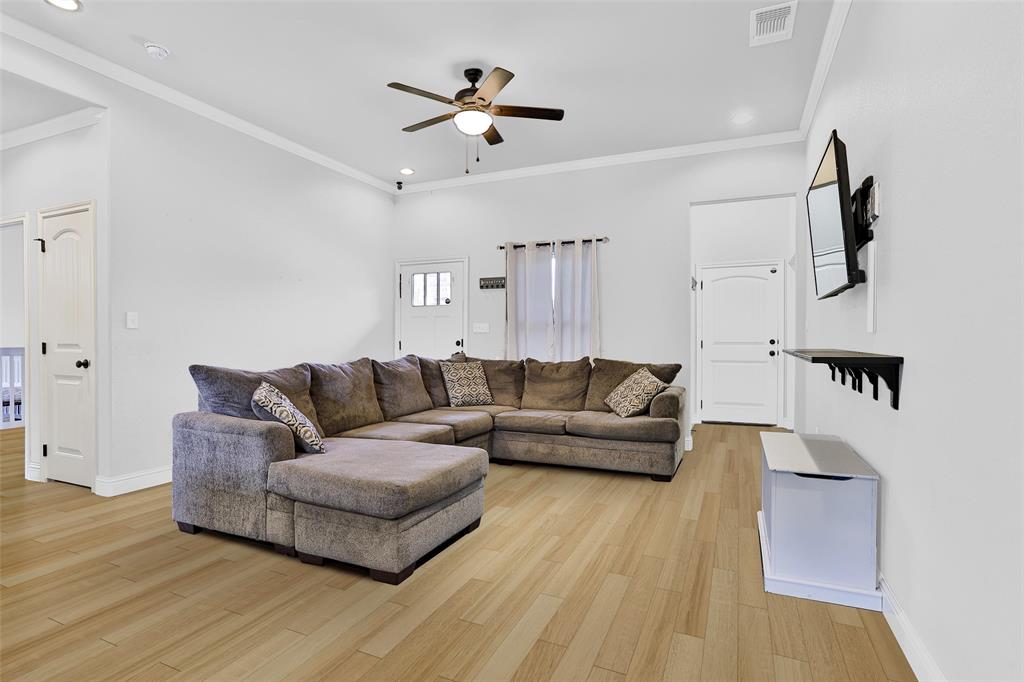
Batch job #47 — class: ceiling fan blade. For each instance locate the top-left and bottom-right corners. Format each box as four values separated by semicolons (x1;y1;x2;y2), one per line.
483;124;503;146
402;111;456;132
388;82;456;106
492;105;564;121
473;67;514;104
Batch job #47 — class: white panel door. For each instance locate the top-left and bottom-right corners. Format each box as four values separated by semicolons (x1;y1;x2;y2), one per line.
41;204;96;487
398;260;466;359
699;262;781;425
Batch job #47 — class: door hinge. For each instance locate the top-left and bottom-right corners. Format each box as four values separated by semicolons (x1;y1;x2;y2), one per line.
41;342;47;355
398;340;402;351
33;238;46;253
42;444;47;458
700;400;703;409
398;274;402;298
700;340;703;348
700;280;703;290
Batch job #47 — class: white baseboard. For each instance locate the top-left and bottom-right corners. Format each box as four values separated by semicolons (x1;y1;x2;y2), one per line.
685;435;693;451
879;574;946;681
93;465;171;497
24;463;44;482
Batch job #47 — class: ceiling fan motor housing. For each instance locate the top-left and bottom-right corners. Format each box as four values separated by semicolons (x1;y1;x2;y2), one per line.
456;67;485;102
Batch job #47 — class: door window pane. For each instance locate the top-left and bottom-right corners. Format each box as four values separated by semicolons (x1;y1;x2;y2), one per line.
425;272;438;306
412;273;425;306
439;272;451;305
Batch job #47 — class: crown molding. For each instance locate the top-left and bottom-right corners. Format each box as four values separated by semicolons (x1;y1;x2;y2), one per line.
799;0;852;137
0;105;105;150
2;0;851;197
0;16;394;194
399;129;804;194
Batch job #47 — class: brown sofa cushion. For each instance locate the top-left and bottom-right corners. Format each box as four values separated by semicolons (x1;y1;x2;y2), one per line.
584;358;682;412
520;357;592;411
450;352;525;408
372;355;434;420
307;358;383;436
446;404;518;417
417;356;450;408
566;411;680;443
394;409;493;441
338;421;454;445
493;409;576;435
268;437;487;519
190;363;322;435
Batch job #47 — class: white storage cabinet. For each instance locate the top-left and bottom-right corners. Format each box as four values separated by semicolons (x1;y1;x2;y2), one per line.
757;431;882;610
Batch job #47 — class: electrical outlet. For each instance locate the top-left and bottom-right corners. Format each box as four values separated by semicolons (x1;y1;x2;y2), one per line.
125;312;139;329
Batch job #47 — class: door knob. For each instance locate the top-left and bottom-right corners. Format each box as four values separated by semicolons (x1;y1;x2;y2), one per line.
76;359;91;369
769;339;777;345
769;350;776;357
455;339;463;347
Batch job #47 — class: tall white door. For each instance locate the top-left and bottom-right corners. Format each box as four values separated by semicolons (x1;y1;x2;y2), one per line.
699;262;782;425
40;203;96;487
398;260;466;359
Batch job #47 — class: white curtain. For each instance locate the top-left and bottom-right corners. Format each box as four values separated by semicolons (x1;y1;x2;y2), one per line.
506;238;600;361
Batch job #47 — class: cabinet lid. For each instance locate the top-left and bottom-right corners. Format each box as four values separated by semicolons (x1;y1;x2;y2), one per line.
760;432;879;479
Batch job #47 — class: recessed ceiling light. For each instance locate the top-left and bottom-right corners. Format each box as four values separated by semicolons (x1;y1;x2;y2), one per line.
44;0;81;11
399;168;416;176
144;42;171;61
731;110;755;126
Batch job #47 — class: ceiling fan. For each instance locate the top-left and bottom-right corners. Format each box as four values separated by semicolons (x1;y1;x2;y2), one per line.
387;66;565;146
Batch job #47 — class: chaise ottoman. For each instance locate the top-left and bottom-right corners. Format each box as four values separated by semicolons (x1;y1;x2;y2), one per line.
266;437;487;584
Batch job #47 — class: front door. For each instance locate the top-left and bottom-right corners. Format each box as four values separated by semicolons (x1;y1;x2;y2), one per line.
41;203;96;487
699;262;782;425
398;260;466;359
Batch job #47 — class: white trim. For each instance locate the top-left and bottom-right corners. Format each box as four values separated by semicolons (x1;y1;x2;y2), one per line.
0;17;393;195
393;257;470;359
24;463;44;482
798;0;852;136
879;574;947;682
757;511;883;610
1;214;32;477
684;434;693;452
0;106;106;151
401;130;804;194
93;465;171;497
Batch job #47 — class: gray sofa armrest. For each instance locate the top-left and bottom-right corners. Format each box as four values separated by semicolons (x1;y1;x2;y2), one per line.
650;386;686;421
172;411;295;540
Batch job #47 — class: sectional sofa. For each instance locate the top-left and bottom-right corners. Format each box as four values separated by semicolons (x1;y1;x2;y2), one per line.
172;354;686;584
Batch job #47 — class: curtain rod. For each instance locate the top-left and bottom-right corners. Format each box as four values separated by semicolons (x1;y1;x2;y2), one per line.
497;237;609;251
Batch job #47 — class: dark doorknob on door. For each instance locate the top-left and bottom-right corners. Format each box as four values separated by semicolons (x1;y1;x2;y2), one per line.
769;339;777;345
769;350;776;357
455;340;462;347
76;359;91;369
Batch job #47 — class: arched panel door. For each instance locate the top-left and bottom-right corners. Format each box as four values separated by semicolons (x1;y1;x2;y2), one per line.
699;263;782;425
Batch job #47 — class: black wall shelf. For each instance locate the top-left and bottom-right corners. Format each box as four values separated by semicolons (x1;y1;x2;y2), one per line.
785;349;904;410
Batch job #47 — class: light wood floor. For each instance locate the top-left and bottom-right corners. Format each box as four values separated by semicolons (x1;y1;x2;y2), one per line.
0;424;915;681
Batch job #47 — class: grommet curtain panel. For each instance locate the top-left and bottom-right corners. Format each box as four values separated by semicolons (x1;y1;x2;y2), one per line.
505;239;601;361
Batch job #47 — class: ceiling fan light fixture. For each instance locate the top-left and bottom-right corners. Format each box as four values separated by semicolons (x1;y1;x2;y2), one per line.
453;109;493;136
44;0;82;11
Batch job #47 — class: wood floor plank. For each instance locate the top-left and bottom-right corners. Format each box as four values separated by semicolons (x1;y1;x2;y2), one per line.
474;593;564;682
738;605;775;682
664;632;703;681
549;572;632;681
774;655;814;682
699;569;738;681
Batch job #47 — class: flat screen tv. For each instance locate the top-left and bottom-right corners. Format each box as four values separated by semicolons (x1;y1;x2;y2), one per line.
806;130;869;299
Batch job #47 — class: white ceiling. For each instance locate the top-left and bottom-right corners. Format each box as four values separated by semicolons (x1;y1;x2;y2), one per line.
0;1;833;184
1;69;94;132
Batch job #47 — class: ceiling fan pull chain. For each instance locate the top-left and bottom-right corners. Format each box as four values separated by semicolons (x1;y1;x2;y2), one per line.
476;137;480;163
465;137;470;175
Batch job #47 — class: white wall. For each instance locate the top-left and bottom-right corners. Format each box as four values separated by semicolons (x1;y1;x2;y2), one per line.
2;41;396;487
0;223;25;347
393;144;806;400
797;2;1023;680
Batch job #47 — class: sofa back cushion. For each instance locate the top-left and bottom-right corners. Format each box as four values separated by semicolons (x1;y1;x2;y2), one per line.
520;357;592;411
450;352;525;408
584;358;682;412
416;356;451;408
372;355;434;420
307;358;384;435
189;363;322;434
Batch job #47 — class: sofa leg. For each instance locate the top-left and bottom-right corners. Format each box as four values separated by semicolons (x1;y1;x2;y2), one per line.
297;552;324;566
489;457;517;466
176;522;202;534
463;518;481;535
274;544;297;557
650;473;675;482
369;564;415;585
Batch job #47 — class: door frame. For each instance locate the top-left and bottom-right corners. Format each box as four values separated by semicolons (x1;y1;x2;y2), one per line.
37;200;98;488
692;258;786;427
393;257;469;359
0;213;37;481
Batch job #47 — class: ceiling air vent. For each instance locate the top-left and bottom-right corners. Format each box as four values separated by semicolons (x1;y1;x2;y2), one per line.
750;1;797;47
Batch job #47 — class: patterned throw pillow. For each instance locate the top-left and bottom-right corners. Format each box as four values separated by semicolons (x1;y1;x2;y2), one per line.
251;381;325;453
605;367;670;418
439;361;494;407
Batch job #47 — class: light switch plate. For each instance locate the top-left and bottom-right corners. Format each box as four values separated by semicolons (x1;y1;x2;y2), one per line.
472;322;490;333
126;312;139;329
